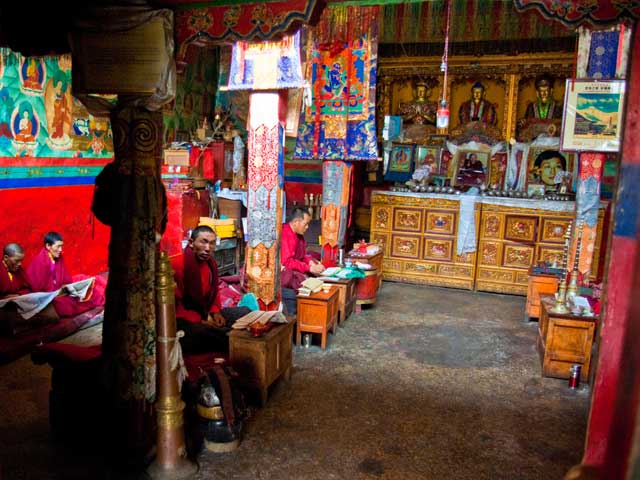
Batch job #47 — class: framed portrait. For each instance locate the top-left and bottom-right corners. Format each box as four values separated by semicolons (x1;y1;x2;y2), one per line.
385;143;415;182
453;150;490;187
414;145;441;174
561;79;626;152
527;148;575;192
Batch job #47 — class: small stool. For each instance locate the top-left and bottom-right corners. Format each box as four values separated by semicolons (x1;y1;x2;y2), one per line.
296;287;339;349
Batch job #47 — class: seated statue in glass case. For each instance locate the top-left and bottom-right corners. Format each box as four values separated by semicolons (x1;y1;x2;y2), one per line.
458;82;497;126
517;75;563;141
398;81;437;126
397;81;437;142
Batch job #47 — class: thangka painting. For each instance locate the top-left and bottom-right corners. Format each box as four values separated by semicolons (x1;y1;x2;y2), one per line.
294;29;378;161
0;49;113;160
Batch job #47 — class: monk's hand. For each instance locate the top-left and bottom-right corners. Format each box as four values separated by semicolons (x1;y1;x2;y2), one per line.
309;261;325;275
207;312;226;328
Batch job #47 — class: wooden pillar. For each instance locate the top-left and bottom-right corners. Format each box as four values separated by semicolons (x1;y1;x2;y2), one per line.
245;91;286;308
576;24;640;477
101;104;165;462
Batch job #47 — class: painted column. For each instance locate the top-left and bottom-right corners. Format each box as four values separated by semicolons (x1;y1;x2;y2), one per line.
321;160;353;263
580;25;640;476
245;91;286;308
102;105;165;459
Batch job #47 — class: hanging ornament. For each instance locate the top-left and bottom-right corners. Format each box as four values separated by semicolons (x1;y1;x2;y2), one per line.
438;0;453;130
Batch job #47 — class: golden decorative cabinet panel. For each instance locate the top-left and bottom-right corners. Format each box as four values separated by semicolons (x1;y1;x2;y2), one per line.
479;241;500;266
504;216;538;243
482;214;503;238
502;244;535;269
391;234;421;258
540;218;571;244
393;208;423;232
404;261;438;274
383;259;403;272
423;238;453;262
371;232;389;256
372;206;391;231
425;211;456;235
477;268;514;283
439;265;473;278
537;245;563;266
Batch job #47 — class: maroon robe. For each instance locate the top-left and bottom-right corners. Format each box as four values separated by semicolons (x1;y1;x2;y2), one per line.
171;247;221;324
281;223;315;290
0;261;31;298
26;248;105;318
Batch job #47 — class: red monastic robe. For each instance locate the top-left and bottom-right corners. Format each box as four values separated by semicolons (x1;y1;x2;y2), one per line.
171;247;221;324
26;248;105;318
0;261;31;298
281;223;315;289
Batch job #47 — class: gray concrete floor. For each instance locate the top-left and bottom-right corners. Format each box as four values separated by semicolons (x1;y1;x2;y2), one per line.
0;282;590;479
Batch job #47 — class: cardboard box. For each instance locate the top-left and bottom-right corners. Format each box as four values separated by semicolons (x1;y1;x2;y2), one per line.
164;149;190;166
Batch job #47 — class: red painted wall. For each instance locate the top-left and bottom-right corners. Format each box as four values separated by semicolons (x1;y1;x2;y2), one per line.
0;185;110;275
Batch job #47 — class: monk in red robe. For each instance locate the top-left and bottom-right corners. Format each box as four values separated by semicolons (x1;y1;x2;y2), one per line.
26;232;106;318
1;243;58;336
281;207;324;290
171;225;249;354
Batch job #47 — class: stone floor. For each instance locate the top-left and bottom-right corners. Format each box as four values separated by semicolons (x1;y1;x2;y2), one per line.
0;282;590;479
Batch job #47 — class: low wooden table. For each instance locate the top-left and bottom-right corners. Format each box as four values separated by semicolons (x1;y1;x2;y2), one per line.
296;287;339;349
538;295;597;382
322;277;356;324
525;268;559;321
228;322;293;406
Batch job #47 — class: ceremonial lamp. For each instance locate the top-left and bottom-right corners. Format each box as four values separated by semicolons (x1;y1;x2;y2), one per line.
550;222;573;314
566;221;584;300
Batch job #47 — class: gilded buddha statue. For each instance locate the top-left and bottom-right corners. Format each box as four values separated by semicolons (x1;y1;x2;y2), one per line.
398;81;437;126
517;75;563;141
458;82;497;126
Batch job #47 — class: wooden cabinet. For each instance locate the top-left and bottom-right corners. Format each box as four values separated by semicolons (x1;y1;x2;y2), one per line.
525;270;559;320
228;322;293;406
476;200;606;295
214;238;240;276
323;277;356;324
370;192;479;290
538;295;596;382
296;288;339;349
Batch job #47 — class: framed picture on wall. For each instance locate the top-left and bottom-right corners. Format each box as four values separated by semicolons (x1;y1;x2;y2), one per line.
527;148;575;192
415;145;441;175
561;79;626;152
453;150;490;187
384;143;415;182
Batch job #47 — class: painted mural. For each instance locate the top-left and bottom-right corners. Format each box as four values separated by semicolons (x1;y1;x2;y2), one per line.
0;49;113;162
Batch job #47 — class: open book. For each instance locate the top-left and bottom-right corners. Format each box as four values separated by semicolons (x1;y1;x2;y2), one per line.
0;277;95;319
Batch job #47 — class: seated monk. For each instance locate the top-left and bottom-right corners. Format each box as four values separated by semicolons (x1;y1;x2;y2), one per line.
0;243;58;336
26;232;106;318
171;226;250;354
281;207;324;290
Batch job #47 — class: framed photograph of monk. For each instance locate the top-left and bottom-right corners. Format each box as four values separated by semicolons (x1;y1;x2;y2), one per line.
385;143;415;182
561;79;626;152
414;145;441;174
453;150;490;187
527;148;575;192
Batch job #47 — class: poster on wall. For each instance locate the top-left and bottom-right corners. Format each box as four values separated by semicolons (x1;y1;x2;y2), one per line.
561;79;626;152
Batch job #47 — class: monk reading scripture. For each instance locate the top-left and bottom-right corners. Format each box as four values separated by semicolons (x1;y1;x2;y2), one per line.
281;207;324;290
26;232;106;318
0;243;58;336
171;226;249;354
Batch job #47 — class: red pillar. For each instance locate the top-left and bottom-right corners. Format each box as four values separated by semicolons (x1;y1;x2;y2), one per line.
582;23;640;476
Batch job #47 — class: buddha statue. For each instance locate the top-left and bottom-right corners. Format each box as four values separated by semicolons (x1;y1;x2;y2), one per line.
398;81;437;126
458;82;497;126
524;75;563;121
